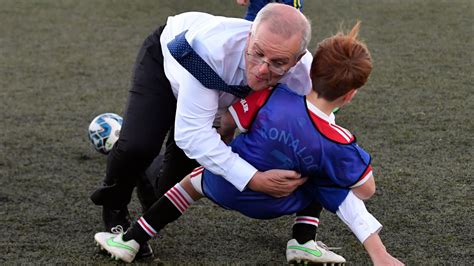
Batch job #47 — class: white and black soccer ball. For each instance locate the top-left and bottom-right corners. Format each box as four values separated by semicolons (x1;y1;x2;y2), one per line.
88;113;123;154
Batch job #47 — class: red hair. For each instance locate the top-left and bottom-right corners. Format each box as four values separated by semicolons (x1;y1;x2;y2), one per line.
310;22;372;101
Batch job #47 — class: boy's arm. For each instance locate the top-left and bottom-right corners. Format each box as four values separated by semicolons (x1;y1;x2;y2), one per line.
363;233;405;266
351;174;376;200
346;163;375;200
336;191;382;243
336;191;404;265
217;111;237;145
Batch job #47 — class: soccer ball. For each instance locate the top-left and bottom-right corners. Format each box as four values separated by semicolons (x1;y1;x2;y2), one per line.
88;113;123;154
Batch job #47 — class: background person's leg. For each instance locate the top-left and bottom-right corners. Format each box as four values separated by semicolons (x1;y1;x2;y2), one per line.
152;127;200;199
137;154;164;213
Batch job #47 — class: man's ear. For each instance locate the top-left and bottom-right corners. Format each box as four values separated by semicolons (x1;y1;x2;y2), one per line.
343;89;358;104
296;51;306;62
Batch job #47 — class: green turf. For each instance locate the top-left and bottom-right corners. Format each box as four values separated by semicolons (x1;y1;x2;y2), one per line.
1;0;472;264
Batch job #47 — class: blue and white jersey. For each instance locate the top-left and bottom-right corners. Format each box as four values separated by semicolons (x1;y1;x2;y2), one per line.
202;84;372;218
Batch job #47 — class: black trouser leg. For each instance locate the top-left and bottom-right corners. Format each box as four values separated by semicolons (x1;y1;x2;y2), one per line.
90;26;173;211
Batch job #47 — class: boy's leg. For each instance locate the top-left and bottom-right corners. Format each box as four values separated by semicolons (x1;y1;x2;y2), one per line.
287;202;346;264
126;172;203;243
292;201;322;244
133;129;198;260
94;172;203;263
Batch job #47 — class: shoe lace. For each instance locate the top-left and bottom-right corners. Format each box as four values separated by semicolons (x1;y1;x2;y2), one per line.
316;241;341;250
111;225;125;234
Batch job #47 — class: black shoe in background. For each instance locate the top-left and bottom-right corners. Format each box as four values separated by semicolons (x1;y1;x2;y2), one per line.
135;242;154;259
102;206;131;232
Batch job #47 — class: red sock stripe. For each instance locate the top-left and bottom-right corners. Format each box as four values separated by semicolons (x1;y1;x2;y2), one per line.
165;187;189;213
192;166;204;173
170;186;190;208
165;190;185;213
137;217;157;237
191;167;204;177
174;183;194;204
294;216;320;226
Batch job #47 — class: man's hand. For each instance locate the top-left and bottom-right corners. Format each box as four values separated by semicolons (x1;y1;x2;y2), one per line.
247;170;307;198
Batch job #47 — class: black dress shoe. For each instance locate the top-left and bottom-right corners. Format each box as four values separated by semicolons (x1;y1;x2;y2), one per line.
135;242;154;259
102;206;131;232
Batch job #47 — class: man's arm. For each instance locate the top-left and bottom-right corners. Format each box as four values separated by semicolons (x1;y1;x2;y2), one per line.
174;78;256;191
174;79;305;196
219;101;307;197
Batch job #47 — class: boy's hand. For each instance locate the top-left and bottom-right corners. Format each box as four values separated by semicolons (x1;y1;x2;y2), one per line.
364;233;404;266
247;170;307;197
373;254;405;266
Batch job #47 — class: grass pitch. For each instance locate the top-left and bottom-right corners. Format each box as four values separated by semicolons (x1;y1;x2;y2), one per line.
0;0;472;264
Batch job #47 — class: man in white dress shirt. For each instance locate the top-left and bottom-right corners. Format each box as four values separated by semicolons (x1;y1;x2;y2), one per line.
91;3;353;262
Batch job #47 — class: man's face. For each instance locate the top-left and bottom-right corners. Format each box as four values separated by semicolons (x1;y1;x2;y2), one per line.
245;23;302;91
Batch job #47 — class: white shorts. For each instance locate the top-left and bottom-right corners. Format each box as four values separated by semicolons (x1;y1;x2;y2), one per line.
189;166;204;196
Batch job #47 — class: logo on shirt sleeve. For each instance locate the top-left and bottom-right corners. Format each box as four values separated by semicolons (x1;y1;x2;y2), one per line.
240;99;249;113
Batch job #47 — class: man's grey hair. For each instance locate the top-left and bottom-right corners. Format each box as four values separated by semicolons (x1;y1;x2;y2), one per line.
251;3;311;56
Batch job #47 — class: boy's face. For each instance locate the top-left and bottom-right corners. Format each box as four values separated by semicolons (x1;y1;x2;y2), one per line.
245;23;301;91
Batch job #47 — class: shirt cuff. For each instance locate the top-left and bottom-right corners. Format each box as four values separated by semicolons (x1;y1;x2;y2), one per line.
343;211;382;243
223;157;257;192
336;191;383;243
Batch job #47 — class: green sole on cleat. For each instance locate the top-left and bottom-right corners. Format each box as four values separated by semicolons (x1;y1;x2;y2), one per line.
289;261;345;266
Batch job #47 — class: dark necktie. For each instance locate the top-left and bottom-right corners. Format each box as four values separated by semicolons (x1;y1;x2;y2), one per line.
167;30;251;99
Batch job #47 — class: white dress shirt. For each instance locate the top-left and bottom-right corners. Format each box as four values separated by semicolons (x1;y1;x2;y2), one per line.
160;12;312;191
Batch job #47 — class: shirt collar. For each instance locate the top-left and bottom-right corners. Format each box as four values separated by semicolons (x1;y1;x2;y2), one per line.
306;99;336;124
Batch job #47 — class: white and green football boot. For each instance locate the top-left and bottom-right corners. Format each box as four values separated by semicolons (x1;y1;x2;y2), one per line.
286;239;346;265
94;227;140;263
